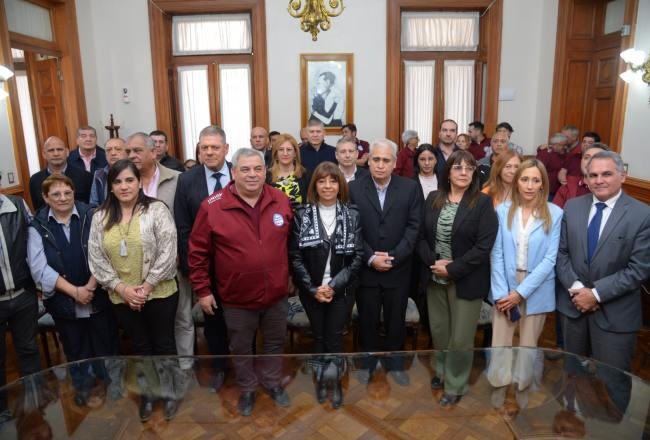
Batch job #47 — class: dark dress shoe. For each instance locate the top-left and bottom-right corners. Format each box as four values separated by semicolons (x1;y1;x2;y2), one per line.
265;386;290;407
430;376;443;390
163;399;179;421
74;392;88;407
331;380;343;409
210;371;225;393
439;393;461;407
238;391;256;416
139;397;153;422
316;379;327;403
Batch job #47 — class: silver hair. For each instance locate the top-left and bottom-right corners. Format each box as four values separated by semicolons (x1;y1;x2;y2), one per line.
76;126;97;137
401;130;418;145
127;132;154;150
562;124;579;137
232;148;265;169
587;150;625;173
307;119;324;128
104;137;125;147
369;139;398;159
549;133;568;145
199;125;227;144
336;136;357;149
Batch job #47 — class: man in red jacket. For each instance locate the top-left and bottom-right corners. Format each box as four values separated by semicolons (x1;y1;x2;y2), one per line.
188;148;293;416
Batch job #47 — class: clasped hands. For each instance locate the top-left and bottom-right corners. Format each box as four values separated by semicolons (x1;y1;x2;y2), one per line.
74;282;96;305
496;290;523;319
430;259;451;278
315;285;334;303
120;283;152;311
569;287;599;313
371;251;394;272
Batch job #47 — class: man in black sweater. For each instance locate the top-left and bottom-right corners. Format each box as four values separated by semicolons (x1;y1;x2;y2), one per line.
29;136;92;211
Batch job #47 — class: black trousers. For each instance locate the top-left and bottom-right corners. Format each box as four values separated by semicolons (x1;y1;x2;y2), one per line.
203;305;229;372
0;291;41;412
113;293;178;356
54;308;118;393
300;291;351;353
356;284;409;371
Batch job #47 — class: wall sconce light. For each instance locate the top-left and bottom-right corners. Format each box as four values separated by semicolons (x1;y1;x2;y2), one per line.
288;0;344;41
619;48;650;85
0;64;14;101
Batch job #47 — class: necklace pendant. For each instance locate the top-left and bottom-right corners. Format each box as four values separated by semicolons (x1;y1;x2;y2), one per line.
119;239;128;257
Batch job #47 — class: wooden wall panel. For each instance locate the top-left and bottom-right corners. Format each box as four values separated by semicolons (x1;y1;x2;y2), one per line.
563;60;591;128
570;1;597;38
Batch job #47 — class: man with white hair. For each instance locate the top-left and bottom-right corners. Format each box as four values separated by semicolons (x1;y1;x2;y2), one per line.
349;139;422;387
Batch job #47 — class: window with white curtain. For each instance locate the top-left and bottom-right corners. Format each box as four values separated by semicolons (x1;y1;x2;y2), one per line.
444;60;475;136
177;66;211;161
172;14;252;55
401;10;481;141
404;61;435;144
219;65;252;158
401;12;479;52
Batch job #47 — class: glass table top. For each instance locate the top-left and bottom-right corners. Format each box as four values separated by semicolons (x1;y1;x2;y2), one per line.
0;349;647;439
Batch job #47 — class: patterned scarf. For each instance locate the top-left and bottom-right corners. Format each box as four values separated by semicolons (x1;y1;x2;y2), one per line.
298;201;355;254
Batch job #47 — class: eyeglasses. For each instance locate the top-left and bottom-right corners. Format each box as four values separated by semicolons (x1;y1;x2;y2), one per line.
451;165;476;173
48;191;74;200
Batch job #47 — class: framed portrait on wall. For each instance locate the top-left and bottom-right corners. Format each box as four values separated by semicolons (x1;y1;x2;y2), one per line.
300;53;353;134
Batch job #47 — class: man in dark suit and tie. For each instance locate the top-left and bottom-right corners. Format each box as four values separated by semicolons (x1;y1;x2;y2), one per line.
556;150;650;412
29;136;92;210
174;125;232;392
349;139;422;386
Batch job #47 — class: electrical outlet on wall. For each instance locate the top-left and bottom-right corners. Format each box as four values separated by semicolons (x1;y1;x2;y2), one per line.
7;172;14;184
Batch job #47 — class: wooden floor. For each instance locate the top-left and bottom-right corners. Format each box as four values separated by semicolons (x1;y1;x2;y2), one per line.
2;312;650;439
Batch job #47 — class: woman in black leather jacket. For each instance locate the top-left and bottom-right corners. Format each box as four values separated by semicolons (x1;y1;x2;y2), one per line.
288;161;363;409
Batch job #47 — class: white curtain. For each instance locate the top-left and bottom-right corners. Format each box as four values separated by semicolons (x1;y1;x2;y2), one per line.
15;73;40;176
172;14;252;55
401;12;479;52
177;66;211;161
5;0;53;41
404;60;435;145
444;60;475;136
219;65;252;160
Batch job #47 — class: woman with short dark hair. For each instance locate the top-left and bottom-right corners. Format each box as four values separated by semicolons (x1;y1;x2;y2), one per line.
289;161;363;408
417;150;498;407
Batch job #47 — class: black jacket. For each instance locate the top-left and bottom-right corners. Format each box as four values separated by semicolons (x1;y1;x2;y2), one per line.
30;202;111;318
289;204;364;296
349;174;422;288
29;166;92;210
417;191;497;300
0;195;34;292
174;162;232;276
160;154;185;172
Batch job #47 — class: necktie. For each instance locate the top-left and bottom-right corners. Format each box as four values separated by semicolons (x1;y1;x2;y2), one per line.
587;202;607;263
212;172;223;194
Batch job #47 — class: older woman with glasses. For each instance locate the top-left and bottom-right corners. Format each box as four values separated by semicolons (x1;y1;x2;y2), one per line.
417;150;498;407
28;174;117;407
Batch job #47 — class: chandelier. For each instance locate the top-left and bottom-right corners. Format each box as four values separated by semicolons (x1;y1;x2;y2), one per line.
288;0;345;41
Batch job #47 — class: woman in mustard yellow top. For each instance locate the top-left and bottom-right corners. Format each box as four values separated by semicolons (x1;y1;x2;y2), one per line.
88;159;179;422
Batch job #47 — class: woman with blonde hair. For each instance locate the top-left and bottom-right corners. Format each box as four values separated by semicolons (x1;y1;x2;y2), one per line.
487;159;562;410
267;133;310;207
482;150;523;207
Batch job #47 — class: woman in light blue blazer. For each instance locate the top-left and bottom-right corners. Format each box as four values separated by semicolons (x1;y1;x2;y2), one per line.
486;159;562;409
